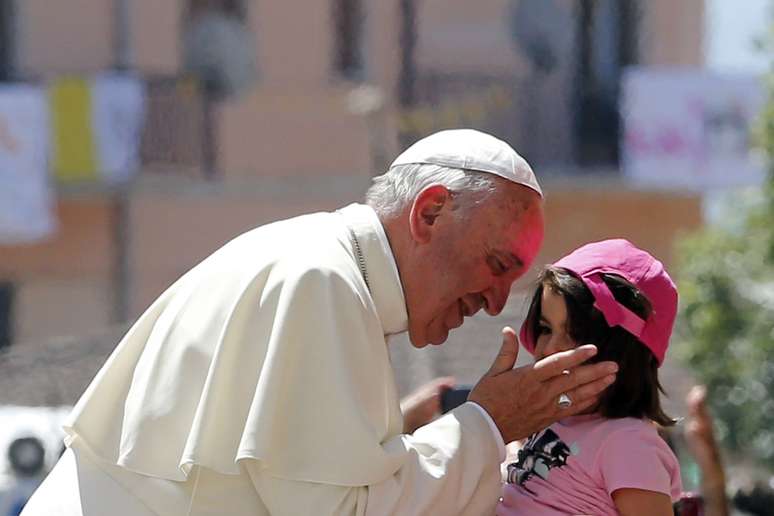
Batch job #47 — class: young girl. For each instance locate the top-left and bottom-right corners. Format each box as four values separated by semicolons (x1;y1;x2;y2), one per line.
497;239;683;516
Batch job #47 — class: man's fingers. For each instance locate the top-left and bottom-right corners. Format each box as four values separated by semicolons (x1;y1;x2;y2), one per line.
532;345;600;382
549;372;616;407
558;396;598;417
545;360;618;399
486;326;519;376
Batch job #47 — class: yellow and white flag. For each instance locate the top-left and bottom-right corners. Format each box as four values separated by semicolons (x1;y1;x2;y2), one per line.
49;73;145;185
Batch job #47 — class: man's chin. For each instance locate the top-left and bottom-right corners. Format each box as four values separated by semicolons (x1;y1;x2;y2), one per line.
408;327;450;348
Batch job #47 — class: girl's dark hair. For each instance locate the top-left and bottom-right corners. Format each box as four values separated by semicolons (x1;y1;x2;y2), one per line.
524;266;676;426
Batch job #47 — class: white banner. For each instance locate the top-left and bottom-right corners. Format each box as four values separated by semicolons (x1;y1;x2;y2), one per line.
621;68;767;190
0;85;55;244
91;73;146;184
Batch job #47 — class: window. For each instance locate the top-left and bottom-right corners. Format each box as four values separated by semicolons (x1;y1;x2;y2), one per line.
0;281;14;350
183;0;256;99
0;0;16;81
332;0;364;81
574;0;640;166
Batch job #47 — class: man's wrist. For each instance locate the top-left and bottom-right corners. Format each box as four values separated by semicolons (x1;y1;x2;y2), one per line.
464;401;506;461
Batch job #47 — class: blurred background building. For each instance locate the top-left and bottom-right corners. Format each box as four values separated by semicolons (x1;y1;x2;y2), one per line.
0;0;712;347
0;0;771;512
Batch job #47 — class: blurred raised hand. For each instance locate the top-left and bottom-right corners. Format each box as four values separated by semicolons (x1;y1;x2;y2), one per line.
684;385;728;516
400;376;456;434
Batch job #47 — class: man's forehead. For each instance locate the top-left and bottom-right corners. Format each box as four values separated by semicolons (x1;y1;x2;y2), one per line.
500;206;544;265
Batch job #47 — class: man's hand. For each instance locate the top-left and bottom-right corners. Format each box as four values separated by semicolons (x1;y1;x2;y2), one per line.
400;376;457;434
468;326;618;443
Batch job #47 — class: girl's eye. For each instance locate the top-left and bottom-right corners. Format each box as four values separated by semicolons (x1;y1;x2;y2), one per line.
537;324;551;335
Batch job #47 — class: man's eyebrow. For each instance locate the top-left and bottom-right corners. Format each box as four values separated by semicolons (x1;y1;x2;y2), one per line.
491;250;525;272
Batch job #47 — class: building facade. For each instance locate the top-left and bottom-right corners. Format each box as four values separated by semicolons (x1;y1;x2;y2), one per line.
0;0;705;347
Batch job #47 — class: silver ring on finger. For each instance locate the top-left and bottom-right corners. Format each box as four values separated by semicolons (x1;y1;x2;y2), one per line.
557;393;572;408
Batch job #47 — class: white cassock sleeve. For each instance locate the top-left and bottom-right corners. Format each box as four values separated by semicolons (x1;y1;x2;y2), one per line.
243;401;504;516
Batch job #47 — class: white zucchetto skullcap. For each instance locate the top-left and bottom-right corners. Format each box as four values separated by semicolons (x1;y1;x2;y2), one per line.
389;129;542;197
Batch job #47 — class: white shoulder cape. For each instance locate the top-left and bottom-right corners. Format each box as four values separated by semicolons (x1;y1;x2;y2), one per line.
64;205;410;487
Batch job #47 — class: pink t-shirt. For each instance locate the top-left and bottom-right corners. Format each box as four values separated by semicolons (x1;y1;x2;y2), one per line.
497;414;682;515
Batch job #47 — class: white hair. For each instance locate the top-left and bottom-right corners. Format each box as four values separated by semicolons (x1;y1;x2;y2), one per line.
365;163;500;219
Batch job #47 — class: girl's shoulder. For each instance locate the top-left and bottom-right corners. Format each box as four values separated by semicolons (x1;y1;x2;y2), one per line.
596;416;659;434
557;414;657;439
592;418;683;500
557;416;665;455
588;417;677;468
592;417;668;449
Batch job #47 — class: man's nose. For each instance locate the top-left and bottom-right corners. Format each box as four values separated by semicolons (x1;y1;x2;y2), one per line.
482;281;511;316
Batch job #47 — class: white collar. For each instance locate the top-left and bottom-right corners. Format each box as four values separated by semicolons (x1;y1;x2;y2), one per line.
337;203;408;336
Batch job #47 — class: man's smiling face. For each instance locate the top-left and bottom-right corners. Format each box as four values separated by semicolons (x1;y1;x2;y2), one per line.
403;182;544;348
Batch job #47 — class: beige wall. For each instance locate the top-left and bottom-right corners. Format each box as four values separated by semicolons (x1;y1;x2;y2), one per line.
17;0;183;76
4;181;703;346
0;198;115;343
126;175;373;315
3;0;707;348
408;0;706;166
216;86;375;180
643;0;705;66
416;0;523;74
365;0;401;99
415;0;706;72
15;278;112;344
130;0;183;74
0;198;114;278
13;0;706;84
213;0;393;180
12;0;706;184
539;186;703;267
18;0;115;76
252;0;333;89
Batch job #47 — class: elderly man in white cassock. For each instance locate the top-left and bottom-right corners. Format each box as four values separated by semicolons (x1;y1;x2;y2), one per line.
22;129;618;516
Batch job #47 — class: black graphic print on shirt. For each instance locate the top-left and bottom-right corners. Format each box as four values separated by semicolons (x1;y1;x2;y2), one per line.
505;428;580;494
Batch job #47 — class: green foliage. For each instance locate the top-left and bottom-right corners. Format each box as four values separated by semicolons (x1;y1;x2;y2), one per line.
676;225;774;463
674;55;774;467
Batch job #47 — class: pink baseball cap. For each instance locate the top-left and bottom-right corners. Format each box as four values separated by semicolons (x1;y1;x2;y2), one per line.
519;239;678;366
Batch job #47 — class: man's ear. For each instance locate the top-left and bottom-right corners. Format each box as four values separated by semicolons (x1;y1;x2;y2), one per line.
408;185;452;244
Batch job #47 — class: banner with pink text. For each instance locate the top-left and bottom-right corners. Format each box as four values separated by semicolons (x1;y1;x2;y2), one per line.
621;68;767;191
